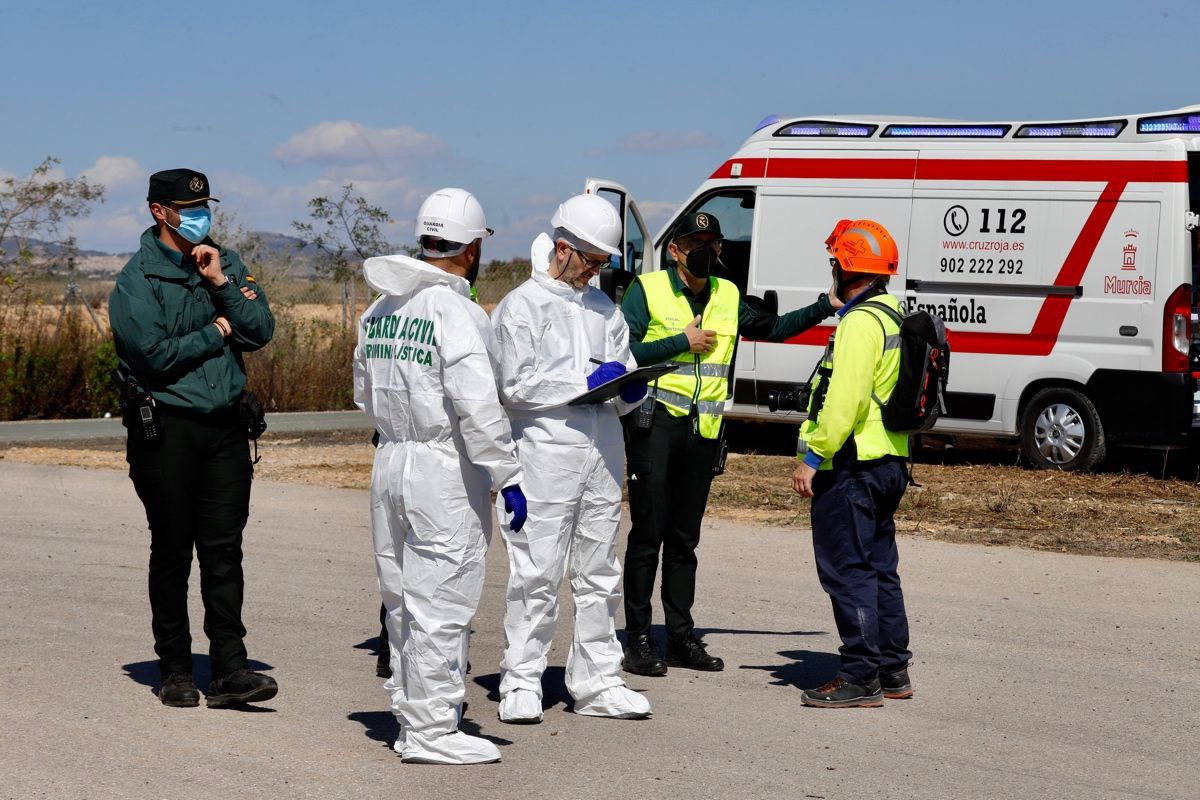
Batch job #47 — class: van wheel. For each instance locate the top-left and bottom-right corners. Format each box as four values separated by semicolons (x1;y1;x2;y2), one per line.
1019;388;1106;471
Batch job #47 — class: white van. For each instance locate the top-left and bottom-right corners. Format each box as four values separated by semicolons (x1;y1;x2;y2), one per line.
590;105;1200;470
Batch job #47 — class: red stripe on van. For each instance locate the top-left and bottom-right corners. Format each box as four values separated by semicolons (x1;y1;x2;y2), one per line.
946;180;1127;355
709;158;768;179
915;159;1187;183
709;157;1187;183
764;158;918;180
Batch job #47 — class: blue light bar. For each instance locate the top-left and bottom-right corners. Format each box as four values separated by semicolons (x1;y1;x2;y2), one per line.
883;124;1010;138
774;120;876;138
1137;113;1200;134
754;114;781;133
1016;120;1125;138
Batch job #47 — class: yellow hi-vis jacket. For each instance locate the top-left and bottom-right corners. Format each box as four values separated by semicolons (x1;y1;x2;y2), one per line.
798;293;910;467
639;270;739;440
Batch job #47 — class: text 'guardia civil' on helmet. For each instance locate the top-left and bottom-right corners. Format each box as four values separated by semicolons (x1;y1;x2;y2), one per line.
415;188;494;255
551;193;622;256
825;218;899;275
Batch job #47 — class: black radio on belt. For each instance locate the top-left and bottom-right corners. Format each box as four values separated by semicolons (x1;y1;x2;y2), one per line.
635;396;656;430
114;367;161;442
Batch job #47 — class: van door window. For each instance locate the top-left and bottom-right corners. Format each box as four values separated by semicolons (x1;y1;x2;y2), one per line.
1188;153;1200;373
595;188;645;304
663;190;756;295
1190;153;1200;294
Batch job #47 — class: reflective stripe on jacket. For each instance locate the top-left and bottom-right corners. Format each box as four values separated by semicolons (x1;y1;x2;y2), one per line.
639;270;738;439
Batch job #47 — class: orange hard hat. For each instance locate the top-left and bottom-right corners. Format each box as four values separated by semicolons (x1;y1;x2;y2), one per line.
825;218;899;276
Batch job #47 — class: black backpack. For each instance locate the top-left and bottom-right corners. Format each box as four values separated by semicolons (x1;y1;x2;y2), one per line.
853;300;950;434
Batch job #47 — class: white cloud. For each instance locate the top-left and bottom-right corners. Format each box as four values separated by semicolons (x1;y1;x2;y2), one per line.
81;156;143;190
71;207;151;253
515;191;561;209
614;130;717;154
632;200;680;232
272;121;447;167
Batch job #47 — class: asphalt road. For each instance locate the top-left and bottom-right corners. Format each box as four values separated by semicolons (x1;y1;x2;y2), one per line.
1;460;1197;800
0;410;372;444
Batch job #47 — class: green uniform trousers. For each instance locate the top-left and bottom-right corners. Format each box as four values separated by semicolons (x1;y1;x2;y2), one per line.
622;404;719;643
126;406;252;678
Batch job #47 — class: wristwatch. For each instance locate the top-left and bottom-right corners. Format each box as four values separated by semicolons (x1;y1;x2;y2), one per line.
209;274;235;291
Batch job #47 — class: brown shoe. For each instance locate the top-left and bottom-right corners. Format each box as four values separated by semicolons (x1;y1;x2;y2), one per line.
880;667;914;699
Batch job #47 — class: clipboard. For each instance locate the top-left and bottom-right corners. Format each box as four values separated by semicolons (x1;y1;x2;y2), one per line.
568;362;680;405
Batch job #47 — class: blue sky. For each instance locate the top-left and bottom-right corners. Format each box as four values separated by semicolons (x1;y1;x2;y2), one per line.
1;0;1196;258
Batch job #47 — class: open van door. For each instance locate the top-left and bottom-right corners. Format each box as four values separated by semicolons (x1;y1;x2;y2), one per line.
584;178;657;304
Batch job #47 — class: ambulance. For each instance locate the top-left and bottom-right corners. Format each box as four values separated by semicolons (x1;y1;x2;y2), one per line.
588;105;1200;470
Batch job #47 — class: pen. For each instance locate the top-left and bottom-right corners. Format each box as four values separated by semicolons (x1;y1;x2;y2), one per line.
588;358;603;365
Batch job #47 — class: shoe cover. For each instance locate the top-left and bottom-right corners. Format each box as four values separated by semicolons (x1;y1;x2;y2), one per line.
400;730;501;765
498;689;543;724
573;685;651;719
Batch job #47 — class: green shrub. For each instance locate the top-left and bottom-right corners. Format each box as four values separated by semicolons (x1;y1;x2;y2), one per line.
0;304;110;420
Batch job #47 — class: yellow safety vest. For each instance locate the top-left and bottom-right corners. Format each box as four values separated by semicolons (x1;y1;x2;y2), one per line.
798;294;909;466
639;270;739;439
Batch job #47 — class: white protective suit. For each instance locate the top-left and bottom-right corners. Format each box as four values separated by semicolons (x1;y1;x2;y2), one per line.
490;233;640;705
353;253;523;754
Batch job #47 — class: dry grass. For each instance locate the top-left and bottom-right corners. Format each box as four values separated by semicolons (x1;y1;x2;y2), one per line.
6;428;1200;562
711;452;1200;561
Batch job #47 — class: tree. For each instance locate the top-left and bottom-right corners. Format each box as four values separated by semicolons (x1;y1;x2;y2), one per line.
0;157;105;292
291;183;399;283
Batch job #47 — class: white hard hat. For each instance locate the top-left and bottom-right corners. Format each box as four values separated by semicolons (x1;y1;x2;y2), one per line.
414;187;493;250
551;194;622;257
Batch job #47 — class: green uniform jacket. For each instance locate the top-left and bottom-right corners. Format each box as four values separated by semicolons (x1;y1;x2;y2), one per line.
621;266;836;365
108;227;275;413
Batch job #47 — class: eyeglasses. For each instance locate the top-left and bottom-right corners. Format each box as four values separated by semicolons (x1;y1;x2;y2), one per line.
572;248;611;270
678;237;723;253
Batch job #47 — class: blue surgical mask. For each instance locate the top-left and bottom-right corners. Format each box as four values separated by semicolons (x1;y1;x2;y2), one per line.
170;207;212;244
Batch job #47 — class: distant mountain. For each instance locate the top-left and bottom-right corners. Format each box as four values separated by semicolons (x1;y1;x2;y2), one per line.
241;231;316;256
2;230;315;260
0;237;116;259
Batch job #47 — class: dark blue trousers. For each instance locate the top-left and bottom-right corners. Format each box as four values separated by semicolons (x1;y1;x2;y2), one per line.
810;458;912;684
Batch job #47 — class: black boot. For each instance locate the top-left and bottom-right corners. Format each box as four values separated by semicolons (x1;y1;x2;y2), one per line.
207;668;278;708
159;672;200;708
376;647;392;679
622;634;667;677
665;635;724;672
376;620;392;678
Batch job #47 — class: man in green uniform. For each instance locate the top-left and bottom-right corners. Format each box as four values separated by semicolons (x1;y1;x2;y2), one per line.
109;169;277;708
620;212;840;676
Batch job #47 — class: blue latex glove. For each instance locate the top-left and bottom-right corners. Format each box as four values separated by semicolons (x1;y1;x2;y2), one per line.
619;377;647;404
500;485;527;533
587;360;626;391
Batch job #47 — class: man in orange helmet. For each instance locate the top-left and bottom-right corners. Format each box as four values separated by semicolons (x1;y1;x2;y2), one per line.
791;219;914;708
